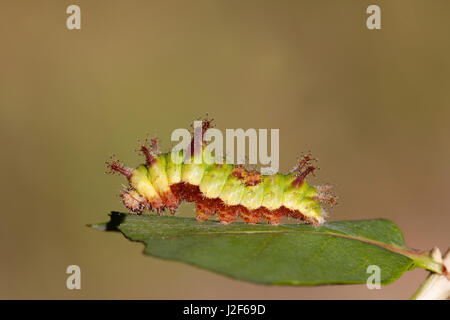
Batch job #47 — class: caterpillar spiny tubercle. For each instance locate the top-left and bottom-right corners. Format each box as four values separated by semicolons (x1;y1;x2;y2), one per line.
107;119;335;226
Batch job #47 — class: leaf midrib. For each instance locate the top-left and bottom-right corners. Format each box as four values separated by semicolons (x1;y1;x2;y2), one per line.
133;227;408;253
123;225;441;273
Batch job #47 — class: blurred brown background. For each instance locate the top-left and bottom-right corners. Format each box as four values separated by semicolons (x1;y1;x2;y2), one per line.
0;0;449;299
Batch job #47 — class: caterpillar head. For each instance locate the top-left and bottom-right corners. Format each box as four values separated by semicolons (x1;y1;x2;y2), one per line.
120;190;149;214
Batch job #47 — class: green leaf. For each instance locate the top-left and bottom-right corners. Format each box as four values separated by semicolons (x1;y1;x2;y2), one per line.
90;212;442;286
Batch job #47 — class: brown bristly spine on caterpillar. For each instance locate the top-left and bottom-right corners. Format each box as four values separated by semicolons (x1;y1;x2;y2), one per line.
106;157;132;180
189;116;214;156
140;137;159;166
291;155;337;207
291;154;317;188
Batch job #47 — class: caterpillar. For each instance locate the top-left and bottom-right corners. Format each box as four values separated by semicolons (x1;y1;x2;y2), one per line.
107;119;335;226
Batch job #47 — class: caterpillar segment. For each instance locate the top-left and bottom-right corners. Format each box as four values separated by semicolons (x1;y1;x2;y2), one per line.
107;124;335;226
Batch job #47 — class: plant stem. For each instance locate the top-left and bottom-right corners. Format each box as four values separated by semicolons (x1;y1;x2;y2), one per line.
411;247;450;300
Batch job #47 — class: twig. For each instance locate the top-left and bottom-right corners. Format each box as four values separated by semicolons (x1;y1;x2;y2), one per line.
411;247;450;300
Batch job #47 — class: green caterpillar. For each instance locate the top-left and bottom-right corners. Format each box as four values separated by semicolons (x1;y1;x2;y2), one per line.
107;120;335;226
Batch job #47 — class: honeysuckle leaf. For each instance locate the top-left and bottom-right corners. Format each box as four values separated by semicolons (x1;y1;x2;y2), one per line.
89;212;442;286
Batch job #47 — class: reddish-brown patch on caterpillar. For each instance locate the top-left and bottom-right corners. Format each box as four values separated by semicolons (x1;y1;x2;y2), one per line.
215;204;238;224
231;167;246;179
257;207;284;226
169;181;313;225
158;191;181;214
196;197;222;222
231;167;262;186
171;182;224;221
245;171;262;186
240;206;262;224
170;182;199;203
285;206;319;227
